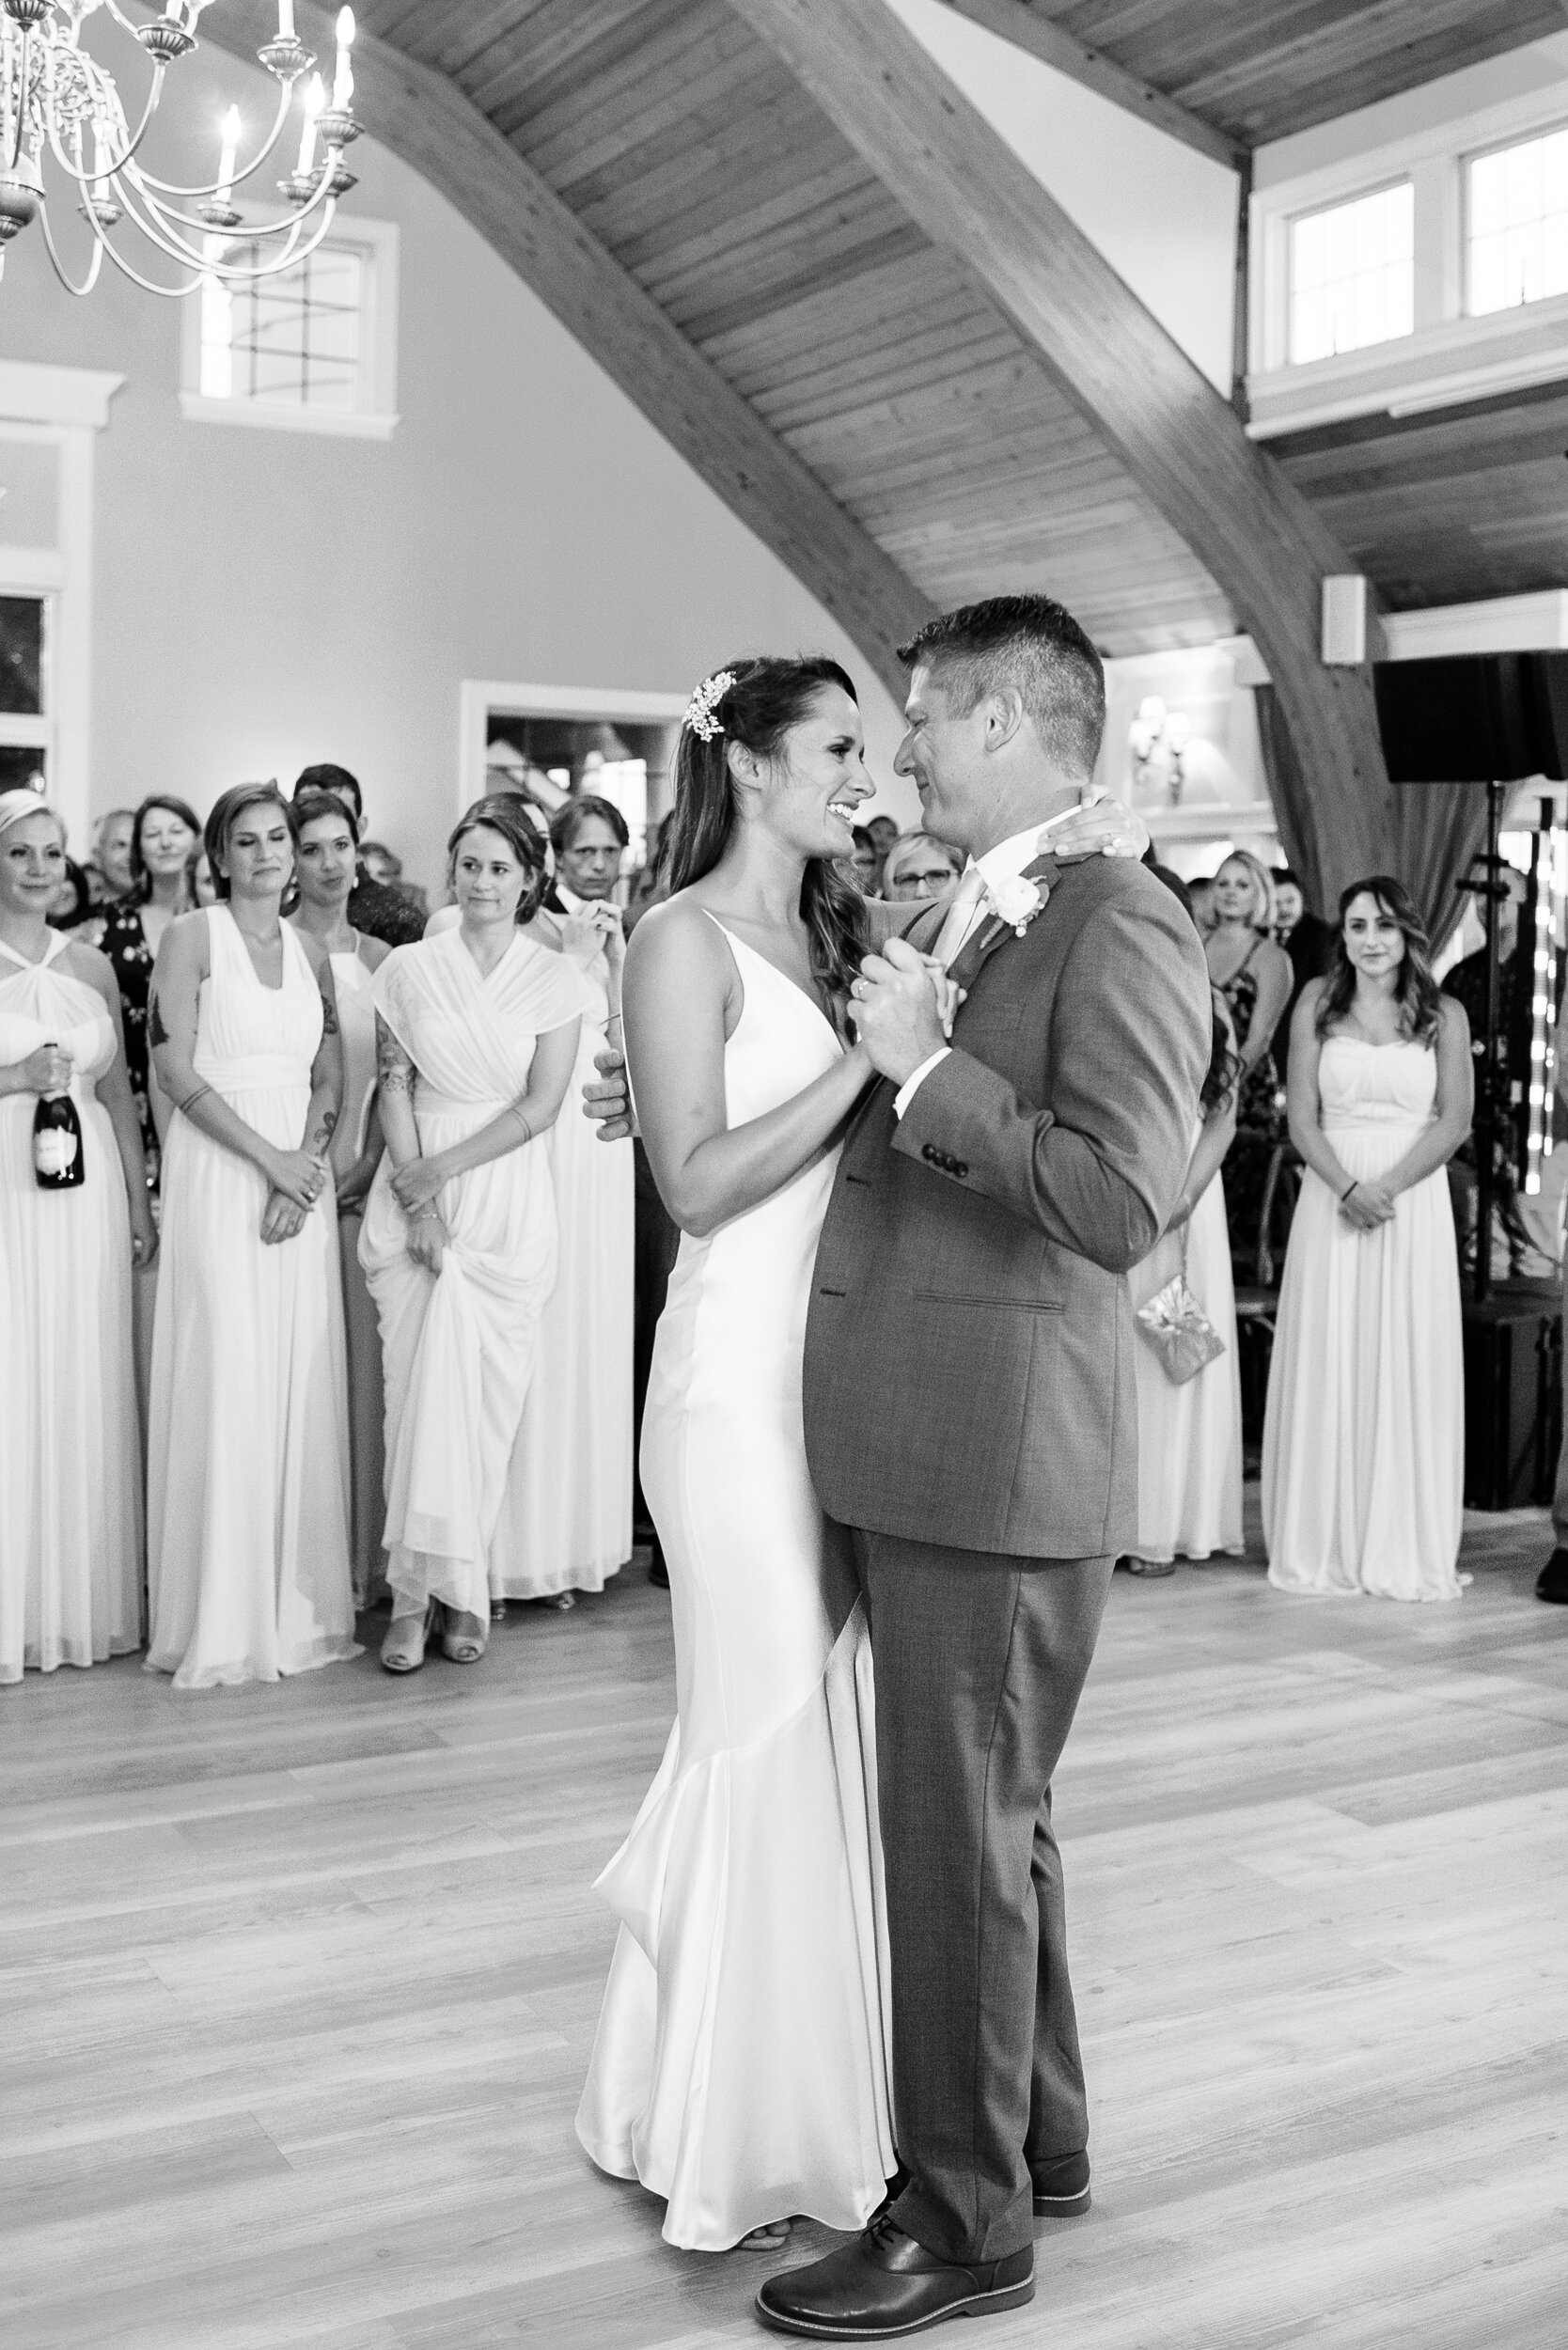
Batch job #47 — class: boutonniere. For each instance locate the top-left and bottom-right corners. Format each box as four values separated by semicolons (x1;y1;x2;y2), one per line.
986;873;1049;937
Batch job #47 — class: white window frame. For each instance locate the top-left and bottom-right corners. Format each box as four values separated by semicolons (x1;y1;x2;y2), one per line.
0;362;122;854
178;214;400;441
1284;175;1416;368
1248;78;1568;438
1462;118;1568;318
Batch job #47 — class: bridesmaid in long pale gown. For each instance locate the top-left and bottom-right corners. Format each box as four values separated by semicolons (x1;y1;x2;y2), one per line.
500;797;635;1608
290;787;390;1605
0;791;156;1682
1264;877;1472;1602
360;797;590;1672
1126;993;1245;1573
145;782;358;1687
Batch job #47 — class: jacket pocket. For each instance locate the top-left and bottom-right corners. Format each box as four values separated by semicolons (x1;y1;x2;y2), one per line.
913;1289;1064;1313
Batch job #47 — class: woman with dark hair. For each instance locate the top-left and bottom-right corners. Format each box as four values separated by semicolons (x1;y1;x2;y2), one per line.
1264;876;1471;1602
0;791;154;1682
359;797;591;1671
88;793;201;1191
500;791;635;1608
144;781;357;1685
289;789;392;1604
1124;993;1246;1575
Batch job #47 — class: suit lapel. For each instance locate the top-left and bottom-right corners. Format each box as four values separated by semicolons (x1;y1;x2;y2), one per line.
949;852;1060;991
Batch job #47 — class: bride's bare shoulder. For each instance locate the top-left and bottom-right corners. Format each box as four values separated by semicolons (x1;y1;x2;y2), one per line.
624;890;730;986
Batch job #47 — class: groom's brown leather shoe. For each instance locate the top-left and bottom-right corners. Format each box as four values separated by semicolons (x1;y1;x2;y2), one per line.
1030;2150;1090;2218
754;2213;1033;2338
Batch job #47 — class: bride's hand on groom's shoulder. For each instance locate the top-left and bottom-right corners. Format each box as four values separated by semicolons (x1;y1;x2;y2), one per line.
584;1046;636;1141
1051;791;1149;865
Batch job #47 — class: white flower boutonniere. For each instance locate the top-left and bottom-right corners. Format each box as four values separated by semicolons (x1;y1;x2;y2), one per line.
986;873;1048;937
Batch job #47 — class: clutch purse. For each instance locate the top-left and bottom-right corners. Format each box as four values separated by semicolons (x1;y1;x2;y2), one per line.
1136;1232;1225;1386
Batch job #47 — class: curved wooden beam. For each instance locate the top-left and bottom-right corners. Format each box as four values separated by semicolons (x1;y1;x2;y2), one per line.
933;0;1246;171
204;2;933;701
730;0;1395;898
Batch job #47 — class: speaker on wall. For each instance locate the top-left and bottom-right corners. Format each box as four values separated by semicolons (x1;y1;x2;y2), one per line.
1372;651;1568;784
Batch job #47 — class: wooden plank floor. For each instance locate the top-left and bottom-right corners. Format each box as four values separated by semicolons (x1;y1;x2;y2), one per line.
3;1499;1566;2349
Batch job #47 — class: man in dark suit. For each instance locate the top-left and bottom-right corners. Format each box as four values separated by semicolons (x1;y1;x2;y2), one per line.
760;598;1212;2339
1272;869;1335;1089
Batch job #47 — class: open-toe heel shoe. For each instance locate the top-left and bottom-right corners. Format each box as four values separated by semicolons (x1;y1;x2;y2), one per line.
440;1607;489;1665
380;1602;435;1674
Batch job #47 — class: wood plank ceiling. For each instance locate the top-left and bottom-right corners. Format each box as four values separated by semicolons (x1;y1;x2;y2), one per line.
350;0;1563;656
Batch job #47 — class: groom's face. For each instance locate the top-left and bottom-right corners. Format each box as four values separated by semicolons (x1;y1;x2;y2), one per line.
895;666;988;854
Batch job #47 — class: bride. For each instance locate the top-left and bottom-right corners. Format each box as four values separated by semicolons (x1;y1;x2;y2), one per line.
574;654;1136;2252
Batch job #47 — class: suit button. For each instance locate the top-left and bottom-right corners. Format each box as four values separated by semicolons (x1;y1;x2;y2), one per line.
953;1161;968;1178
922;1144;938;1163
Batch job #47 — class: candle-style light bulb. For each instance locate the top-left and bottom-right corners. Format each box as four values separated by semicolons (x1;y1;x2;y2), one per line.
297;73;324;178
216;105;240;198
333;8;355;110
278;0;296;37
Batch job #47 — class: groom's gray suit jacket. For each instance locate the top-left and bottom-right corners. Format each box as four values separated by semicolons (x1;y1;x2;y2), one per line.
803;852;1212;1559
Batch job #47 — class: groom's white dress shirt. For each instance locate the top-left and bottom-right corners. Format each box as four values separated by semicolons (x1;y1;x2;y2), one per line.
892;813;1075;1119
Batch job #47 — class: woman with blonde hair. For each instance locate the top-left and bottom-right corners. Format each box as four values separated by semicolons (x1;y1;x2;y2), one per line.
1205;849;1293;1259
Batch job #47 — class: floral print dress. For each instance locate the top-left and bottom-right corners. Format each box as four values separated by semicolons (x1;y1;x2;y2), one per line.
96;902;159;1190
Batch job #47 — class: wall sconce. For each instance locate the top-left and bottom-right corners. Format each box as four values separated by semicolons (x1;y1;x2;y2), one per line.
1128;697;1192;804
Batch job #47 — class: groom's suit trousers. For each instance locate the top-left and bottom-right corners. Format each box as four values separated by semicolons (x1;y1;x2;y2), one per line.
852;1527;1115;2268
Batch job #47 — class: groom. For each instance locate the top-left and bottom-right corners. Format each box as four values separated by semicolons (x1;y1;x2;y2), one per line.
758;594;1211;2337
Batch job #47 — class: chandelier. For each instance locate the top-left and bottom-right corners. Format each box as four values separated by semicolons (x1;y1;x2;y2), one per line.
0;0;360;297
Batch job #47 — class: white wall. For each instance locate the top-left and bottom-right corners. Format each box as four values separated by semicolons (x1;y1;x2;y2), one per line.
887;0;1240;395
1254;33;1568;188
0;48;916;887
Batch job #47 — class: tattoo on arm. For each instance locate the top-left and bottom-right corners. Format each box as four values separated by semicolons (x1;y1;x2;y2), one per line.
320;987;339;1038
178;1081;213;1118
148;990;170;1048
309;1108;338;1156
375;1013;415;1095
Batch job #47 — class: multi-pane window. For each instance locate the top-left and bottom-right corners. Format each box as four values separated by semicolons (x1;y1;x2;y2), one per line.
199;241;364;412
1467;124;1568;315
1288;181;1415;365
0;595;49;795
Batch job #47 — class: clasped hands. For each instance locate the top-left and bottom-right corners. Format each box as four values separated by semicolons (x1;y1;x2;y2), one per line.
1340;1175;1396;1231
848;939;960;1084
259;1145;329;1246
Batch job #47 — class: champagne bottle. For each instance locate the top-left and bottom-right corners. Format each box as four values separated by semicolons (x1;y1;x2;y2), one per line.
33;1054;86;1191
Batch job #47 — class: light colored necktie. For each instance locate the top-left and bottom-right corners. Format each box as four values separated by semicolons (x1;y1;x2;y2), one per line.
932;864;990;969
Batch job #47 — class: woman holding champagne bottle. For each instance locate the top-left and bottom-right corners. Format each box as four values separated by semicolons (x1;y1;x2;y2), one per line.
0;789;154;1682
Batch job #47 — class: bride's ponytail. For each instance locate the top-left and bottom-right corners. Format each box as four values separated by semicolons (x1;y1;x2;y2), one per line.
665;655;870;997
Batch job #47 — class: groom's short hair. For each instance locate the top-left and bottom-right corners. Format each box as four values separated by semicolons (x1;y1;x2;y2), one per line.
898;596;1105;778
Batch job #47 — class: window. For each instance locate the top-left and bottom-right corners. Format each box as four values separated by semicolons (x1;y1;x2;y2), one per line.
1289;182;1414;365
180;219;399;440
0;593;51;795
1467;124;1568;315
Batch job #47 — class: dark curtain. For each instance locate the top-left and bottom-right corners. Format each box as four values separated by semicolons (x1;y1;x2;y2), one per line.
1389;780;1491;952
1253;684;1487;949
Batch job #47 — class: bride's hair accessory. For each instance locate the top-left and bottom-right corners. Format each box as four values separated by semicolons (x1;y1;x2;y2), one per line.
684;670;735;742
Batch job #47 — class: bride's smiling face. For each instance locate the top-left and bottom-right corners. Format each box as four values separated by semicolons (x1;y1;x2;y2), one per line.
732;684;871;860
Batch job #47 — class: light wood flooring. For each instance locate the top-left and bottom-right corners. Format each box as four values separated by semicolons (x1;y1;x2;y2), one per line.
3;1500;1566;2349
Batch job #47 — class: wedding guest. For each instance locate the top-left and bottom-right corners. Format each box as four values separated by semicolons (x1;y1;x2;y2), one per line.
47;855;96;931
866;812;899;864
91;808;136;904
0;791;154;1682
360;797;591;1672
1274;869;1336;1089
361;840;401;885
1125;995;1244;1575
144;782;357;1686
881;830;964;904
290;789;391;1605
625;813;675;934
1207;850;1293;1262
187;843;218;907
90;794;200;1191
1264;877;1471;1602
850;823;881;893
497;797;635;1610
292;765;427;948
1187;874;1217;935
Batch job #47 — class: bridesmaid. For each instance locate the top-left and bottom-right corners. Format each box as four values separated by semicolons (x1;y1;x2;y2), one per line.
500;795;635;1611
1125;995;1245;1574
289;787;391;1605
145;782;358;1686
1264;877;1472;1602
90;794;201;1192
0;791;154;1681
1206;850;1292;1261
360;796;590;1673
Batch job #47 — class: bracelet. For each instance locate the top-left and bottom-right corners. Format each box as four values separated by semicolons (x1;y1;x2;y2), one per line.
1341;1178;1358;1202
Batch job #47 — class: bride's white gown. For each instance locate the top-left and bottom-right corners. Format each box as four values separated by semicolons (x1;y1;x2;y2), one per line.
576;916;895;2251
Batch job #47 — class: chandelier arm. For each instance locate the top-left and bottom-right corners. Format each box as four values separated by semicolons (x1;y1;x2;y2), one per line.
49;56;167;187
112;173;337;282
115;80;297;200
120;162;337;245
35;200;107;300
